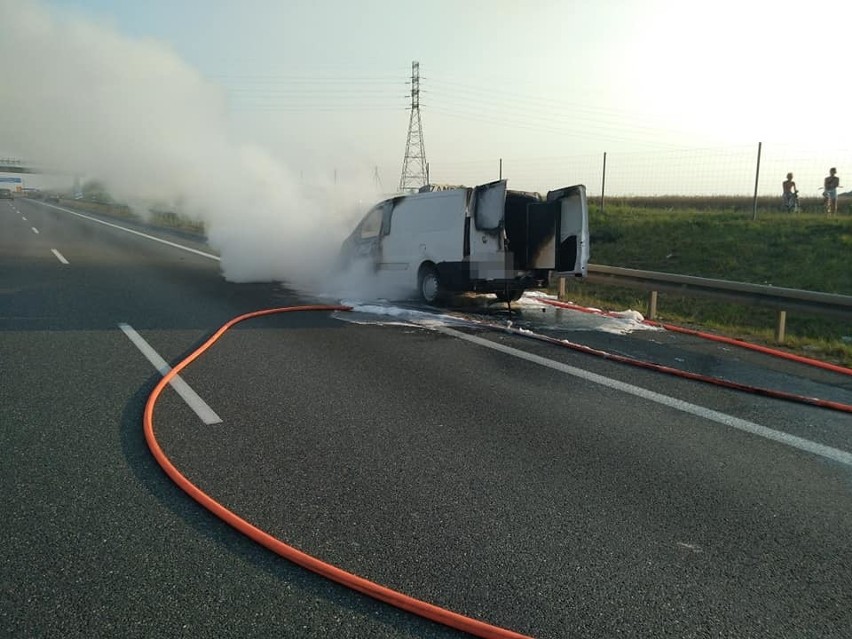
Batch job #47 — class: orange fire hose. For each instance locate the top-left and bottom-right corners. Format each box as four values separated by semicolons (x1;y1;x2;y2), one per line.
143;304;533;639
144;301;849;638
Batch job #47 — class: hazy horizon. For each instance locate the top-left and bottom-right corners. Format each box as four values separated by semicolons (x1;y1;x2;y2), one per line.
1;0;848;215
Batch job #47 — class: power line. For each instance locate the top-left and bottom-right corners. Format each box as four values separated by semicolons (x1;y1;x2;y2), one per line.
425;77;705;144
427;106;681;150
213;72;409;112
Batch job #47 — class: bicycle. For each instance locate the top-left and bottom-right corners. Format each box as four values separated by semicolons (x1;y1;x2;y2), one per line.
821;185;843;216
782;190;800;213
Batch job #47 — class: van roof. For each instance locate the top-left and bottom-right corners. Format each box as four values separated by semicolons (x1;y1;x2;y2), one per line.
417;183;467;193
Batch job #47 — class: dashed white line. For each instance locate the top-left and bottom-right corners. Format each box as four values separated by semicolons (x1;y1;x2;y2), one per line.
119;323;222;425
435;326;852;468
31;227;39;234
51;249;69;265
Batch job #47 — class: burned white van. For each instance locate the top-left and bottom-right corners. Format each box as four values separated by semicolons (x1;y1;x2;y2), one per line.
338;179;589;303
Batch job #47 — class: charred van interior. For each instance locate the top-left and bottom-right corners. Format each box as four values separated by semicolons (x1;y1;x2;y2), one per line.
503;191;557;271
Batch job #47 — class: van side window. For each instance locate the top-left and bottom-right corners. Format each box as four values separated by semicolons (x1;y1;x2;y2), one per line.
359;207;383;239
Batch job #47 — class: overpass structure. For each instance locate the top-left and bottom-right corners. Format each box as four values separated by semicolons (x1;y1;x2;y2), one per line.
0;159;35;174
0;158;73;193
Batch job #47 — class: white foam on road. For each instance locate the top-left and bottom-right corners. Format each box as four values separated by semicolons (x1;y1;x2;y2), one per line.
520;291;657;335
333;291;660;337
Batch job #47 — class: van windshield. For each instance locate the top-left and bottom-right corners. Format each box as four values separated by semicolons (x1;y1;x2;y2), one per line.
359;207;383;239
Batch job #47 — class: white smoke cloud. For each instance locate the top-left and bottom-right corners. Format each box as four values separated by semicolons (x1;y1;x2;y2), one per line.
0;0;379;289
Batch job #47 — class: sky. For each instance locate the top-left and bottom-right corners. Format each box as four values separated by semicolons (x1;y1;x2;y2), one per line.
0;0;849;212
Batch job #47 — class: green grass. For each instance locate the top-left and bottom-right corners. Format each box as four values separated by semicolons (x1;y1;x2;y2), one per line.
148;209;205;234
561;200;852;366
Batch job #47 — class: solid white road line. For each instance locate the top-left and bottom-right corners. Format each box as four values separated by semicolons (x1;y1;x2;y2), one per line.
31;227;39;234
38;201;219;261
51;249;69;265
119;323;222;425
436;326;852;468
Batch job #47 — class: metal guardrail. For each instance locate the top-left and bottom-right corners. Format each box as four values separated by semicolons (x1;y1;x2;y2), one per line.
559;265;852;342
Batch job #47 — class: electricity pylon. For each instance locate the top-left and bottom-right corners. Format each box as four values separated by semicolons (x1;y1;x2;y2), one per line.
398;61;428;193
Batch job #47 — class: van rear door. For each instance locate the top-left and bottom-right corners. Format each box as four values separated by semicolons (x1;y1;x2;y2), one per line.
472;180;507;232
547;185;589;276
469;180;508;279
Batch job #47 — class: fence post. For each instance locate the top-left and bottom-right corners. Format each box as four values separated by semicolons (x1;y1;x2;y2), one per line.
775;310;787;343
647;290;658;320
499;158;502;180
752;141;762;221
558;277;566;300
600;151;607;214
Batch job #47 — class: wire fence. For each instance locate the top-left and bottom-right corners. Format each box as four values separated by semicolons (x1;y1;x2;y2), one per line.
424;143;850;201
6;142;849;215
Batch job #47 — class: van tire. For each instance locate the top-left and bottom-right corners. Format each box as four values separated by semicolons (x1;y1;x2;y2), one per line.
418;264;442;304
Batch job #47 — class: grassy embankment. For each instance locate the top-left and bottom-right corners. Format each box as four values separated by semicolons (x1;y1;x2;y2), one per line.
55;197;206;235
562;196;852;366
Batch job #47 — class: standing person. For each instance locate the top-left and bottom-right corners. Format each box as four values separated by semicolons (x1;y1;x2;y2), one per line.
823;167;840;216
782;172;798;212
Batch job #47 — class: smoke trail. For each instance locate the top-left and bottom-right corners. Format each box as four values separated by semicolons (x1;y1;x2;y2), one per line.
0;0;378;287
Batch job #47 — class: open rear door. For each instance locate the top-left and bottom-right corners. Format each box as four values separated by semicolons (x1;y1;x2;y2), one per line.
468;180;508;278
548;185;589;276
471;180;507;232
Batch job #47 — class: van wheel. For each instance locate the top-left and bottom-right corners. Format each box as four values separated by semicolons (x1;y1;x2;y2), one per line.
495;289;523;303
418;265;442;304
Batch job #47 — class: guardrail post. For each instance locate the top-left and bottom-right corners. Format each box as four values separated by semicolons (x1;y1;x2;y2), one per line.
752;141;762;221
775;310;787;343
647;290;658;320
558;277;566;301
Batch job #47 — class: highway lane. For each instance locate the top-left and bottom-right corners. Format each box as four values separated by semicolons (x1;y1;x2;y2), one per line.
2;198;851;638
1;199;459;639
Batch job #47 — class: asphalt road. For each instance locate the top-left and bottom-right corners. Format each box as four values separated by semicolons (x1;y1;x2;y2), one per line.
2;198;851;638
